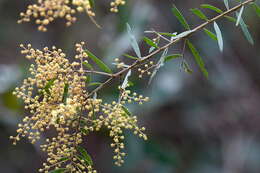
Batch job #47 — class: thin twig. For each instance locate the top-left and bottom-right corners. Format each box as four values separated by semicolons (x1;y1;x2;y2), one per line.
73;0;255;167
145;30;172;42
87;0;255;98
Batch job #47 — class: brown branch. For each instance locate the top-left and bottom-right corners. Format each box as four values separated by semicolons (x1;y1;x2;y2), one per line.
73;0;255;163
87;0;255;98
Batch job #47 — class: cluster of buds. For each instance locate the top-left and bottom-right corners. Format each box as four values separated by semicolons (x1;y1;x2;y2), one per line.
137;61;155;78
121;89;149;105
113;58;128;69
11;43;148;172
18;0;126;31
110;0;126;13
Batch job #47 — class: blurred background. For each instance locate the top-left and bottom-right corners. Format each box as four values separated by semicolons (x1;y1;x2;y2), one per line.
0;0;260;172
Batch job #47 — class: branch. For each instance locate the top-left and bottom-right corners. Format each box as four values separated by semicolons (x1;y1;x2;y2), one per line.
75;0;255;162
87;0;255;98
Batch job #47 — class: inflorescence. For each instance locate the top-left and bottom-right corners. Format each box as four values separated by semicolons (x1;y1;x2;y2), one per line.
11;42;148;172
18;0;126;31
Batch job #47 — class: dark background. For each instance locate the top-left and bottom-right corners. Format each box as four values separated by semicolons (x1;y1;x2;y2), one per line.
0;0;260;173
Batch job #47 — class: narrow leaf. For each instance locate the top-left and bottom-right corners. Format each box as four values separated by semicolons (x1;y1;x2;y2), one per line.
59;157;69;162
127;81;134;87
83;62;94;70
200;4;223;13
158;32;177;37
89;0;95;8
62;83;69;104
252;3;260;17
213;22;224;52
190;8;208;20
224;15;237;23
164;54;182;62
173;30;194;39
149;46;156;53
186;40;208;78
224;0;229;10
77;146;93;166
76;154;91;167
93;92;97;99
81;128;89;135
126;23;141;58
149;49;168;84
203;28;217;41
121;70;131;89
123;53;139;60
159;48;168;67
143;37;158;48
122;105;131;116
182;61;193;74
236;13;254;45
88;82;102;87
236;6;244;26
171;5;190;30
85;49;112;74
85;75;91;84
44;78;56;95
49;168;67;173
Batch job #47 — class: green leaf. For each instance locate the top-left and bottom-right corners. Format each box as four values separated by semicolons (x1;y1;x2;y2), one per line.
224;16;237;23
62;83;69;104
49;168;67;173
186;40;208;78
59;157;69;162
85;75;91;84
44;78;56;95
87;82;102;87
123;53;139;60
157;32;177;37
224;0;229;10
80;128;89;135
126;23;141;58
182;61;193;74
236;6;244;26
143;36;159;48
190;8;208;20
2;91;21;111
203;28;217;41
200;4;223;14
79;119;87;126
83;62;94;70
77;146;93;166
164;54;182;62
252;3;260;17
171;5;190;30
127;81;134;87
85;49;112;74
213;22;224;52
122;105;131;116
236;13;254;45
89;0;95;8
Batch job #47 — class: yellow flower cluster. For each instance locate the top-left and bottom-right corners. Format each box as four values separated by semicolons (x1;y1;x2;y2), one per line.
110;0;126;12
18;0;126;31
137;61;155;78
11;42;148;172
114;58;156;79
85;96;148;166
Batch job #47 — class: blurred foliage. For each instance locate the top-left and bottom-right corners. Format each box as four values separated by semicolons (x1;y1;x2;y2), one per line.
0;0;260;173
